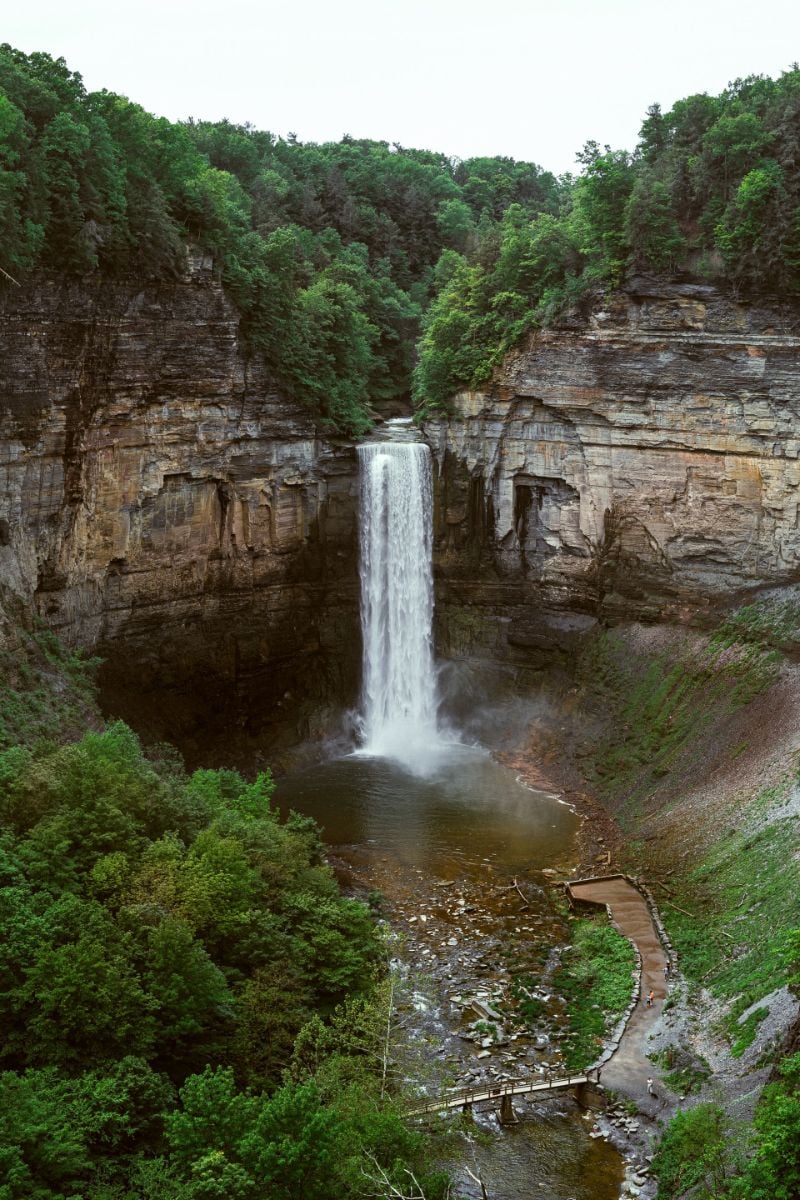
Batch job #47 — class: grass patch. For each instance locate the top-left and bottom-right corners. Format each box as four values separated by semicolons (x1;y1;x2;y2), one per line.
551;913;637;1070
711;596;800;654
730;1006;769;1058
650;1046;712;1095
510;976;545;1023
575;620;780;820
660;802;799;1042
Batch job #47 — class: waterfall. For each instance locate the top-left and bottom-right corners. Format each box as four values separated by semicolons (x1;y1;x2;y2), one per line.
357;441;441;766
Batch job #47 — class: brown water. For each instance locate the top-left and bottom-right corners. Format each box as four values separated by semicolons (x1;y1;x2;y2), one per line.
276;744;623;1200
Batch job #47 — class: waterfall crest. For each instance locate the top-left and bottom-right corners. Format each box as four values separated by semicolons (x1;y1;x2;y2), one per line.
357;441;441;766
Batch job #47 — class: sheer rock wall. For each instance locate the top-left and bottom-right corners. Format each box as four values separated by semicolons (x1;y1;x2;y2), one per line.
424;282;800;662
0;257;360;755
5;268;800;746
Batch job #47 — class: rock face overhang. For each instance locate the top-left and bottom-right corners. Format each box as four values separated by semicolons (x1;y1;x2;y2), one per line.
0;256;361;752
424;282;800;659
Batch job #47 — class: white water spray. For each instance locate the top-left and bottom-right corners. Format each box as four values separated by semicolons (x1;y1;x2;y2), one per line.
357;441;442;766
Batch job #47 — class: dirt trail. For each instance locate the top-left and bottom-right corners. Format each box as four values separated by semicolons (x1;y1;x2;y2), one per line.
570;878;669;1115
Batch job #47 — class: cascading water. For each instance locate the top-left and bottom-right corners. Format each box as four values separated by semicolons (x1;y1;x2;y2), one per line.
279;445;623;1200
357;441;442;768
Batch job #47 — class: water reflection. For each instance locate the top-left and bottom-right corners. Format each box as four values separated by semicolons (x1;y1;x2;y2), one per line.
275;747;623;1200
277;746;574;875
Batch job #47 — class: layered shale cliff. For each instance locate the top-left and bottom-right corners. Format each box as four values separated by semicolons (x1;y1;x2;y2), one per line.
4;269;800;752
425;280;800;661
0;255;360;759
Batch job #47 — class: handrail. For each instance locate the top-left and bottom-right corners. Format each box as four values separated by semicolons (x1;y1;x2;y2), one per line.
408;1073;590;1116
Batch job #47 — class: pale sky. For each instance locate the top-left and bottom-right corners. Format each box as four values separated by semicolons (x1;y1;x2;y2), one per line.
5;0;800;175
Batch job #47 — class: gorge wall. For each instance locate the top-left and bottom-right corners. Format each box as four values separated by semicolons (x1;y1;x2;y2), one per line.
425;280;800;663
0;255;361;760
4;268;800;755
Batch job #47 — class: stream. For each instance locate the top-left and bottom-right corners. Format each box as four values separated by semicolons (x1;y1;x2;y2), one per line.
273;430;623;1197
276;744;623;1199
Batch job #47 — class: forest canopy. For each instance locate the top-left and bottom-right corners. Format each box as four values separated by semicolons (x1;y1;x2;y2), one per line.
0;715;452;1199
1;45;799;424
0;43;558;433
414;70;800;411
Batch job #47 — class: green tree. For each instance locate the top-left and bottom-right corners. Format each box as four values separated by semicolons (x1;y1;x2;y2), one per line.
571;144;634;279
731;1054;800;1200
652;1103;730;1199
143;918;233;1072
436;197;475;250
15;895;157;1067
625;169;685;271
166;1069;345;1200
715;160;799;290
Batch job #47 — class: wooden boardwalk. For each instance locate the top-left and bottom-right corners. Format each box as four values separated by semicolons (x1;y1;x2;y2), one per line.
408;1073;590;1117
408;872;668;1122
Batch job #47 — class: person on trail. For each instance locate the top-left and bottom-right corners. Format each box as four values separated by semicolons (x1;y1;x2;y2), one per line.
664;962;670;979
646;989;655;1007
647;1077;656;1097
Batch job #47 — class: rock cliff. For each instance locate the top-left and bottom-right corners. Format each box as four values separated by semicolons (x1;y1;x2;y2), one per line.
0;255;360;758
425;280;800;661
5;268;800;747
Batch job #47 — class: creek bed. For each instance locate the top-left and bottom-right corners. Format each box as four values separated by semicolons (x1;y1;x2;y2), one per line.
276;744;623;1200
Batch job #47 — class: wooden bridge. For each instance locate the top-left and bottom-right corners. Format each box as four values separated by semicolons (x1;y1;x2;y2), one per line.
408;1072;593;1124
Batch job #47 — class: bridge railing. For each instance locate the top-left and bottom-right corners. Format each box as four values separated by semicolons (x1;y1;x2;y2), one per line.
407;1072;591;1116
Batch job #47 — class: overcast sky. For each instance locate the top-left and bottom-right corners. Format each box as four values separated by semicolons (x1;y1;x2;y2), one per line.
5;0;800;175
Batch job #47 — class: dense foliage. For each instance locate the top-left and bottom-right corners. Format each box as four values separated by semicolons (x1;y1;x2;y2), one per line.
0;43;559;433
651;1054;800;1199
3;47;800;423
414;69;800;411
0;719;451;1198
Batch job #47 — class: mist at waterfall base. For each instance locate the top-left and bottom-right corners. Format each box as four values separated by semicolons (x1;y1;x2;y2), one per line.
354;439;462;774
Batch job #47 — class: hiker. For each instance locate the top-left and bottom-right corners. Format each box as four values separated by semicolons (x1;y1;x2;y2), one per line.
664;962;670;979
646;989;655;1007
647;1077;656;1097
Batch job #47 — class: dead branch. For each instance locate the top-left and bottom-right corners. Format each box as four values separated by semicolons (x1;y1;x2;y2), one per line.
380;969;395;1100
0;266;21;286
664;900;694;917
361;1151;429;1199
703;957;730;981
495;878;530;910
465;1166;490;1199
